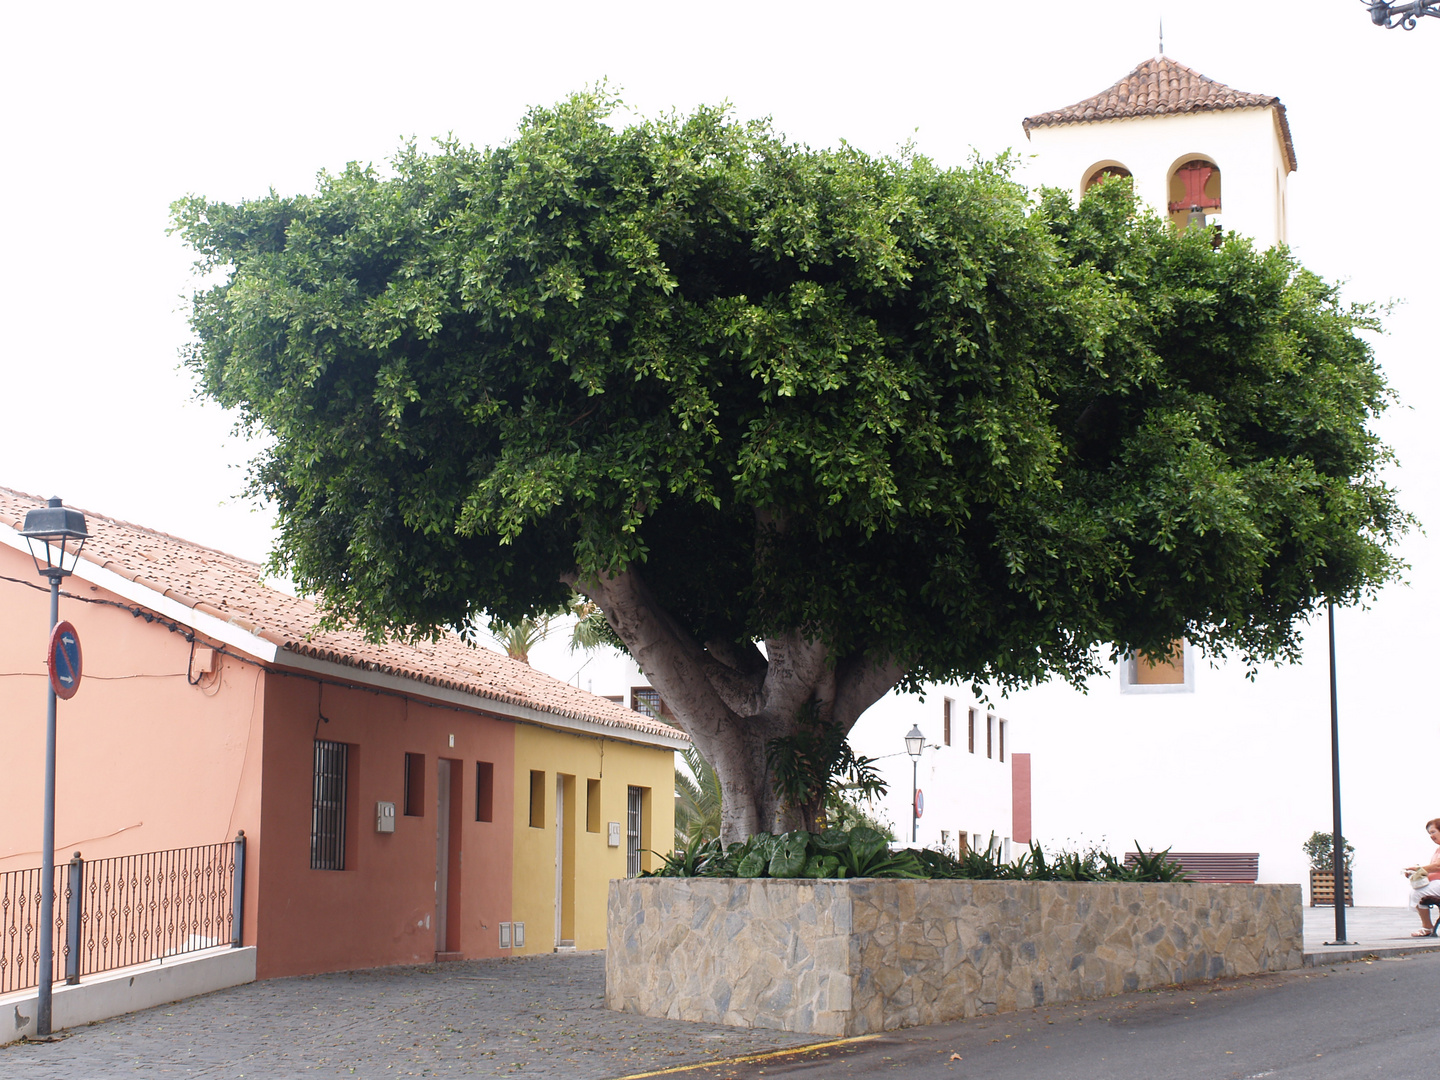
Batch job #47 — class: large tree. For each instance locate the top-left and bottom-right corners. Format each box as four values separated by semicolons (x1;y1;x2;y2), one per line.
173;93;1408;842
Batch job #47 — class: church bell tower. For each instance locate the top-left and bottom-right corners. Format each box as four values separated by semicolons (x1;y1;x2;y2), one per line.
1022;55;1297;249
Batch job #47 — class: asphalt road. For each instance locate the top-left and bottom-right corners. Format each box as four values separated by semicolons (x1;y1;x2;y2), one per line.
627;953;1440;1080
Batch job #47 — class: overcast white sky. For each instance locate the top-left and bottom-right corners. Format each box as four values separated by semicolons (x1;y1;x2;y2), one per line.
3;1;1436;891
3;1;1432;559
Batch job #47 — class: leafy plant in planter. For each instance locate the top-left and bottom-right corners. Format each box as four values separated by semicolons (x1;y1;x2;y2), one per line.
647;827;1188;882
1302;831;1355;871
1303;831;1355;907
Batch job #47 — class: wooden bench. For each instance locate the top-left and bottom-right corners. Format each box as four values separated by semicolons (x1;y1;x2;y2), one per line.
1123;852;1259;884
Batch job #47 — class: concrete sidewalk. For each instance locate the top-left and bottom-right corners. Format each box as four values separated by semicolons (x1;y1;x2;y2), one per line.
1303;903;1440;964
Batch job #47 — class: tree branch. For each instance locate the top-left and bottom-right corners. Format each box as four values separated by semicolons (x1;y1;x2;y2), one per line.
563;567;738;745
830;654;907;733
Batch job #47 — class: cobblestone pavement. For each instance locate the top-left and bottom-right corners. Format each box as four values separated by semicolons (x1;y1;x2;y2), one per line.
1;952;815;1079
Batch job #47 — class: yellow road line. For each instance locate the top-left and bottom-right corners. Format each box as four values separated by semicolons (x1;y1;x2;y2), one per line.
610;1034;881;1079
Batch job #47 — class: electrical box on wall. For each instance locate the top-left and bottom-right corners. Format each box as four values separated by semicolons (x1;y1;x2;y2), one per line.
376;801;396;833
499;922;512;949
607;822;621;847
513;921;525;948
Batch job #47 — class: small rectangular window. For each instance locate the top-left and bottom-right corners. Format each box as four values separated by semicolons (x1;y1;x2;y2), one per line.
476;761;494;823
999;720;1006;763
404;753;426;816
986;714;994;760
1132;642;1185;685
529;770;546;828
586;778;601;833
943;698;953;747
626;785;645;878
311;740;348;871
968;709;976;754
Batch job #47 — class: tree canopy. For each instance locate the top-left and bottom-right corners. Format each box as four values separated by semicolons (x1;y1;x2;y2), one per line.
173;91;1408;840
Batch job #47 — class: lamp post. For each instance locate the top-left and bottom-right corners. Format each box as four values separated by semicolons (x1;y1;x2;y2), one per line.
905;725;924;844
1324;601;1354;946
1364;1;1440;28
19;497;88;1037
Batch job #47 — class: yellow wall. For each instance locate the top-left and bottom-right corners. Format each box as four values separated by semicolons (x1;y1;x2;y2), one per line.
511;726;675;953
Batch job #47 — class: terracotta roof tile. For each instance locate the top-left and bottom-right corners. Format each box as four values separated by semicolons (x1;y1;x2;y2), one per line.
1023;56;1296;172
0;487;686;744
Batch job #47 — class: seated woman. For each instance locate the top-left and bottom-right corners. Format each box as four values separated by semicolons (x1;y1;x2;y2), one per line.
1405;817;1440;937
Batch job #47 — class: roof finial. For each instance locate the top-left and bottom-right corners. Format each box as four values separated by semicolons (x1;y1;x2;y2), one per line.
1159;17;1165;57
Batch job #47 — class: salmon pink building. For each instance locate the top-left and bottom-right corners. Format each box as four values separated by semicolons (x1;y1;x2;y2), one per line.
0;487;682;980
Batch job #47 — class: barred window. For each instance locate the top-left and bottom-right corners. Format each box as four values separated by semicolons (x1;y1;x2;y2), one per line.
311;740;348;871
630;687;663;719
626;786;644;878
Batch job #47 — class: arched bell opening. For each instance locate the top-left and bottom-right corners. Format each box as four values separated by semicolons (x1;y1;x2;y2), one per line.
1167;157;1222;230
1081;161;1133;195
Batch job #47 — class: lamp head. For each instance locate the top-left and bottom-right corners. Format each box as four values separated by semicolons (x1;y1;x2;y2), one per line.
20;497;89;581
904;725;924;758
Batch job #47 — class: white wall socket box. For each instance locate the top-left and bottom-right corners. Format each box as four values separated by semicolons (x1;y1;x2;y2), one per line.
608;822;622;847
499;922;512;949
376;801;396;833
513;921;525;948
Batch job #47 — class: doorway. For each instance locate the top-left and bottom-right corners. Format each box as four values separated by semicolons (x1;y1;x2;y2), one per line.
554;774;576;949
435;758;463;956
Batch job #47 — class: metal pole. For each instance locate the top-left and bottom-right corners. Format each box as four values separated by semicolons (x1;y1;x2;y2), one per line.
37;574;59;1035
1325;601;1353;945
911;758;918;844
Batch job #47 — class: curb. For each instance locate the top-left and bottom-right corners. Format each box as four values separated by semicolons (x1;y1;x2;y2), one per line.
1303;941;1440;966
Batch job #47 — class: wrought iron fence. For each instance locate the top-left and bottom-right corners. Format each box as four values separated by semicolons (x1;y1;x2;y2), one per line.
0;833;245;995
0;862;70;993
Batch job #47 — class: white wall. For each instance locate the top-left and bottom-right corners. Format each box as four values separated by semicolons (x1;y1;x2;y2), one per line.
1022;106;1291;249
847;686;1018;855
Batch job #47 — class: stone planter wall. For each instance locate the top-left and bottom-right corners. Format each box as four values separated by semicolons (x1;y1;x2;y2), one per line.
606;878;1302;1036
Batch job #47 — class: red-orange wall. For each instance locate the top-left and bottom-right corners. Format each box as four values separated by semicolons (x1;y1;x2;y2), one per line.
1011;752;1032;845
254;672;516;978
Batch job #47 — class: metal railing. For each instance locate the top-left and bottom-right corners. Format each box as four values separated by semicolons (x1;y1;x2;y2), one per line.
0;832;245;995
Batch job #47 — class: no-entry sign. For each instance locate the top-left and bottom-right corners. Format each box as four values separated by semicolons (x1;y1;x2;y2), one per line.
48;620;82;700
914;789;924;819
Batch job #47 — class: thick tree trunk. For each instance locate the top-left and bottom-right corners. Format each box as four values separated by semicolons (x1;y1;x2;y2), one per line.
564;566;905;846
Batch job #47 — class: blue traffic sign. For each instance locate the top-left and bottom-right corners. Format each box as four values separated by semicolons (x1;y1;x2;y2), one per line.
48;621;82;700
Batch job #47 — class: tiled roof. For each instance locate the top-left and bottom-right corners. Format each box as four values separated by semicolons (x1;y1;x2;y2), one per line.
1023;56;1297;172
0;487;686;744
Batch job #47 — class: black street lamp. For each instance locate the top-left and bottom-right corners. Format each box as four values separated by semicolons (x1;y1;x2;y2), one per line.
19;497;88;1037
1364;1;1440;28
905;725;924;844
1324;602;1354;946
